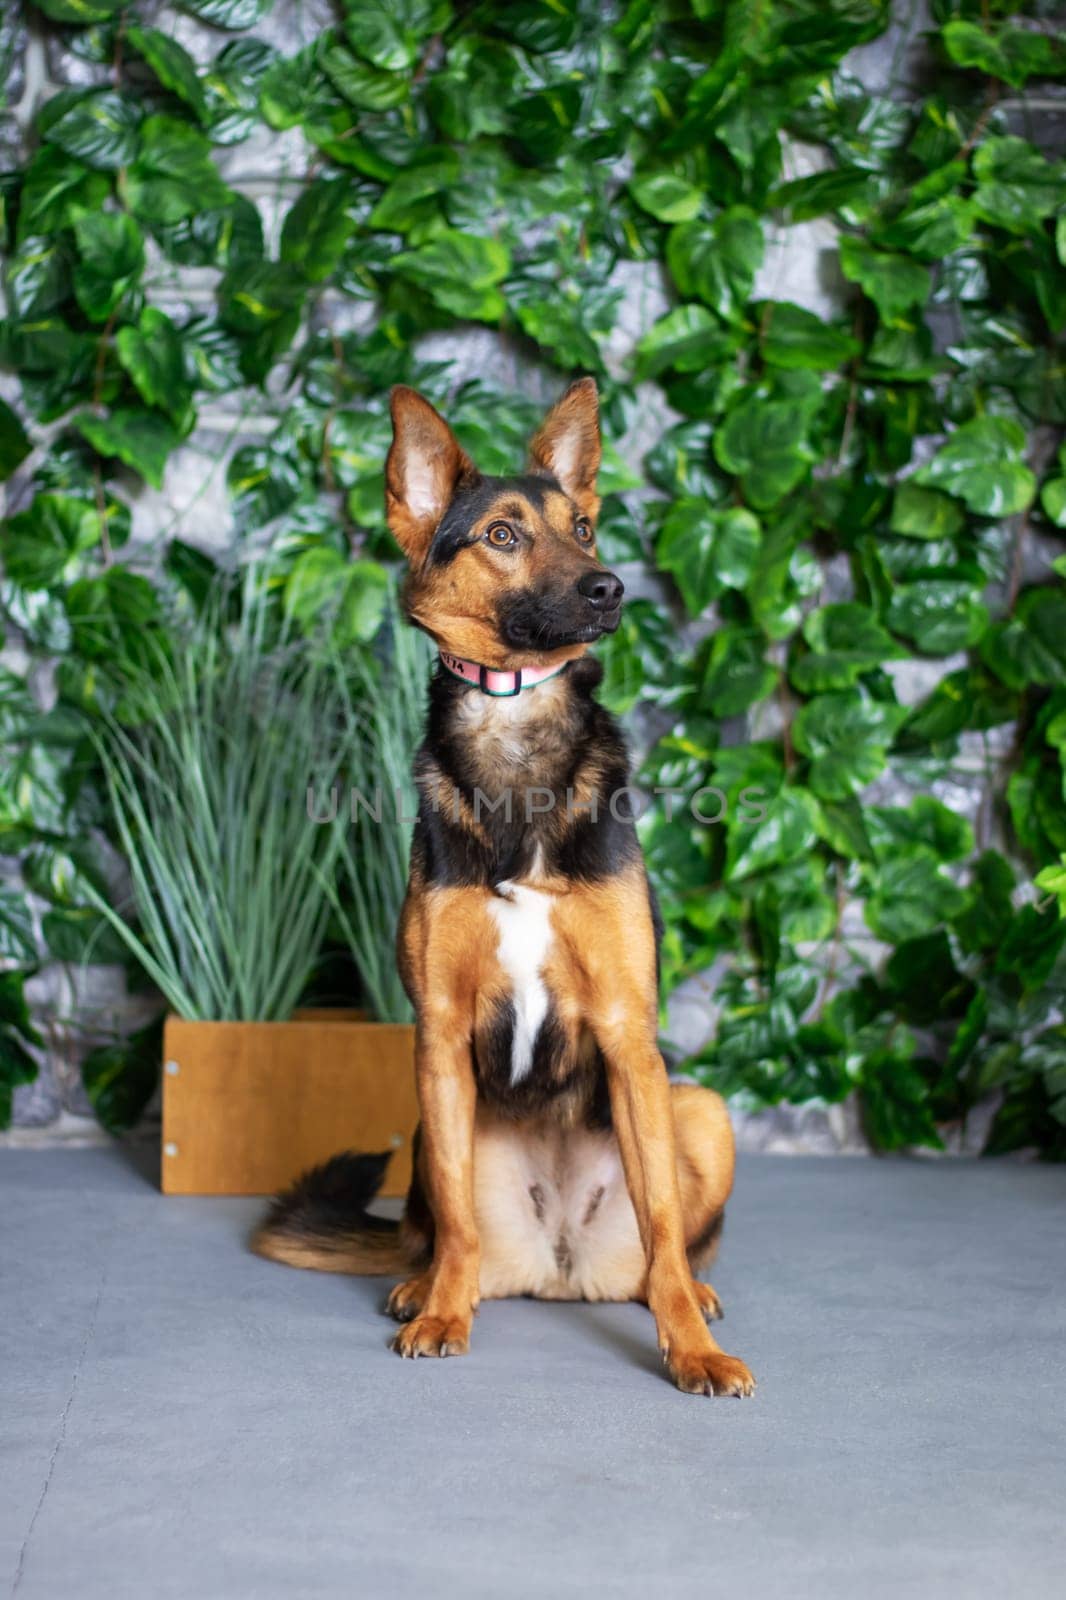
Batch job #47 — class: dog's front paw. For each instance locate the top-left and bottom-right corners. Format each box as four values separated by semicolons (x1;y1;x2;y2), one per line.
391;1313;471;1359
386;1274;431;1322
666;1348;755;1397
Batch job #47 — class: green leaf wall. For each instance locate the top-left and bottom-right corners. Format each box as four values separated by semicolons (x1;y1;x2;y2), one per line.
1;0;1065;1153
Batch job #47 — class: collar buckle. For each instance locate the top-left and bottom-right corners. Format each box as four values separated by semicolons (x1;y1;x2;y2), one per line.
479;663;522;697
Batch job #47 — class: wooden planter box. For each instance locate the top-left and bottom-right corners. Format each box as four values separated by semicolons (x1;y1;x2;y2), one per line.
161;1010;417;1198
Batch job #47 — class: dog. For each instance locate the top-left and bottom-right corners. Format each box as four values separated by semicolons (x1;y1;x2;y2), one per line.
253;379;755;1397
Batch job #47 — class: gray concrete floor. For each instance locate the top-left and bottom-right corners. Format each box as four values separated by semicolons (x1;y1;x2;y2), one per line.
3;1150;1065;1600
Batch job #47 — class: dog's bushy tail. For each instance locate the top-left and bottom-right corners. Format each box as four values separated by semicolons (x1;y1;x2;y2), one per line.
251;1151;412;1275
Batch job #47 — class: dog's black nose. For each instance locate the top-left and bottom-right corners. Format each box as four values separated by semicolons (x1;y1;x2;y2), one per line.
577;570;624;610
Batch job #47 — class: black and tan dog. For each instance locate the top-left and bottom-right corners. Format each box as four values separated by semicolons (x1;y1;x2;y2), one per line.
253;380;755;1397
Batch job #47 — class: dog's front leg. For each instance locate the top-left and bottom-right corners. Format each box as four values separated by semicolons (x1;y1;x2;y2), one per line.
392;1014;480;1359
598;1018;755;1398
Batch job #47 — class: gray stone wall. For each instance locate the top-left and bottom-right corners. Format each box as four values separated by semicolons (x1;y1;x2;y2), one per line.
2;3;1060;1155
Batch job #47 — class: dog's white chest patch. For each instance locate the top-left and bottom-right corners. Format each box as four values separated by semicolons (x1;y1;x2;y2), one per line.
488;882;554;1084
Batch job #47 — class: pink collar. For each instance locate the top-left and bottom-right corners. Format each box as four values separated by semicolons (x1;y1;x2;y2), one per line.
438;649;568;698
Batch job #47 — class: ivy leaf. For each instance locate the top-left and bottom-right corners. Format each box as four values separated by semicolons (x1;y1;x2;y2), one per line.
325;410;393;492
42;906;131;964
322;42;411;112
82;1016;163;1135
512;293;604;372
218;261;306;381
38;88;142;171
178;0;272;27
392;230;510;322
1;494;103;587
790;602;898;693
838;236;930;319
28;0;123;20
887;579;988;656
972;137;1062;236
995;905;1066;993
259;42;334;132
1035;856;1066;917
885;930;972;1025
1040;478;1066;529
72;211;145;323
0;321;96;424
725;788;820;881
760;301;860;371
124;116;233;224
280;178;352;284
714;389;817;508
116;307;192;424
888;482;965;541
0;887;37;962
813;797;874;862
954;849;1015;954
657;501;761;614
425;37;515;139
942;20;1064;89
874;194;973;260
0;970;42;1045
865;852;968;944
794;691;906;800
154;196;263;269
0;1033;38;1126
597;600;673;716
493;0;578;53
369;153;459;233
702;507;761;590
17;147;109;240
127;26;208;123
22;840;109;905
227;441;307;532
666;209;763;323
917;416;1035;517
512;83;582;162
866;796;974;864
5;235;70;319
629;171;704;223
343;0;452;72
860;1052;943;1152
64;567;160;665
980;589;1066;689
768;861;836;945
202;39;277;144
73;409;181;489
702;627;777;717
284;549;389;645
772;166;873;220
0;400;31;481
865;316;937;381
635;305;740;380
947;989;989;1073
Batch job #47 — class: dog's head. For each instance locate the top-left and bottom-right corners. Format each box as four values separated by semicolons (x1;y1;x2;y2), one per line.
385;379;623;671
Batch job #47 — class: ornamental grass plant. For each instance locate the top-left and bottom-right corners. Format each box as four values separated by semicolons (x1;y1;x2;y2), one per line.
86;570;354;1022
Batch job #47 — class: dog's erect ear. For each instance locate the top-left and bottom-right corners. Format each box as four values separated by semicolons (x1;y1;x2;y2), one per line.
529;377;601;521
386;387;476;563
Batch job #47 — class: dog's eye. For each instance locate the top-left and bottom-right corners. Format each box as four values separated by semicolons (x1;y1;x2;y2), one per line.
485;522;516;548
575;519;594;544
